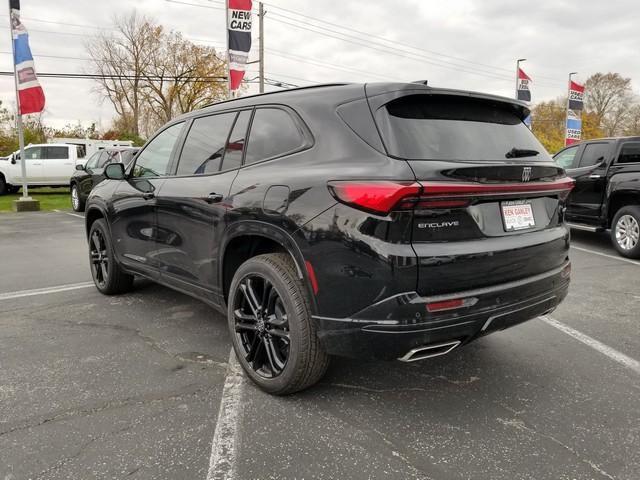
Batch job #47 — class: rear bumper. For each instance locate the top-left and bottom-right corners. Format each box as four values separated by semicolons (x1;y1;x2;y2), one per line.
313;262;570;360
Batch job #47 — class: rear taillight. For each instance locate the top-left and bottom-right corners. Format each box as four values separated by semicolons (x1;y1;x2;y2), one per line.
327;181;421;215
328;177;575;215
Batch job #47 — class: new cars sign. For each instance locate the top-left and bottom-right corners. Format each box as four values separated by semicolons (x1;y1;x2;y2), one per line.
565;80;585;146
227;0;253;94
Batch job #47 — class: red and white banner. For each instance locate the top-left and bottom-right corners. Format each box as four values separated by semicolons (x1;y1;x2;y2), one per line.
10;0;45;115
227;0;253;92
516;68;532;103
565;79;585;146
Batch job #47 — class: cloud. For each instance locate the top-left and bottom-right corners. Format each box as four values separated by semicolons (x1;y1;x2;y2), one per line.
1;0;637;130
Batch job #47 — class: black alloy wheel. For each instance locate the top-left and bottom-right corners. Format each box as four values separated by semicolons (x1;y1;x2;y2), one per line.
233;274;290;378
71;184;85;212
88;219;134;295
90;227;110;289
227;253;330;395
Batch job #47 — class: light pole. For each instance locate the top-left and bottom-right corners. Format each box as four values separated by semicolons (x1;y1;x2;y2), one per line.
515;58;526;99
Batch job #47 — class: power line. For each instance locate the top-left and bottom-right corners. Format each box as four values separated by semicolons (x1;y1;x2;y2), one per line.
205;0;564;85
266;48;398;82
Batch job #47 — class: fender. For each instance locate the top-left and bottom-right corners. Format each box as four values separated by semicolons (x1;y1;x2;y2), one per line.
219;219;317;313
84;201;111;237
605;170;640;225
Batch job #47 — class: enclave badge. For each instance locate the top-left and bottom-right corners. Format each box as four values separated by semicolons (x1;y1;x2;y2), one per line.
522;167;532;182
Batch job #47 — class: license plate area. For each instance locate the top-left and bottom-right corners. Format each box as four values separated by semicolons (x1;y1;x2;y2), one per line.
501;201;535;231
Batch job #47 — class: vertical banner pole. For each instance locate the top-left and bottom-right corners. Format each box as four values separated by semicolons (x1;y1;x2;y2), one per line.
258;2;264;94
225;0;232;99
8;0;28;198
515;59;521;99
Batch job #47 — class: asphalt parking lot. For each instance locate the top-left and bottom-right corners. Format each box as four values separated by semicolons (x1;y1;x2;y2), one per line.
1;211;638;480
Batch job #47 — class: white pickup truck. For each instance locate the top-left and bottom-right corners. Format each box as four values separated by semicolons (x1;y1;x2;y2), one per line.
0;143;84;194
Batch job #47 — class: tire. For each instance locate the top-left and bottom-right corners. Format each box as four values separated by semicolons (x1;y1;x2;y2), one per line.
227;253;330;395
88;219;134;294
71;184;85;212
0;175;6;196
611;205;640;259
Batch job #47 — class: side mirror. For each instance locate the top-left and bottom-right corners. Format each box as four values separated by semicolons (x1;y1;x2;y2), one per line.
75;164;85;171
104;162;125;180
10;154;17;165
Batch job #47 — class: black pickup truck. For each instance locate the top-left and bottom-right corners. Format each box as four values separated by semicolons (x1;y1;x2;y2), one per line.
554;137;640;258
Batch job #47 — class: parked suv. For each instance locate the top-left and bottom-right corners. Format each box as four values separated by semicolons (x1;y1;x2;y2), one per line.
85;83;574;394
0;143;84;194
554;137;640;258
70;147;139;212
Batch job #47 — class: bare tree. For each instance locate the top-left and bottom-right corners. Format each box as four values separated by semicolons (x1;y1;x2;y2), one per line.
86;12;161;136
86;11;227;138
585;72;634;137
140;31;227;134
624;102;640;136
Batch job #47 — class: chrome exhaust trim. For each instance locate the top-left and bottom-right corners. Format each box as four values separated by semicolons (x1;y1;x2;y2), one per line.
398;340;461;362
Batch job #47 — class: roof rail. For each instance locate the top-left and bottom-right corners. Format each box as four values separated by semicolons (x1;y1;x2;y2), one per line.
200;83;351;109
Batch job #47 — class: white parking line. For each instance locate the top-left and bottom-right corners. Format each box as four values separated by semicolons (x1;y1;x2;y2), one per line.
571;245;640;267
53;209;85;219
541;316;640;375
207;349;246;480
0;282;94;301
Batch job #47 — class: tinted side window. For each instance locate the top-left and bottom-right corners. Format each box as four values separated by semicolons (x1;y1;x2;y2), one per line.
99;151;117;168
554;146;580;169
45;146;69;160
85;152;101;169
24;147;42;160
221;110;252;171
245;108;305;165
177;113;237;175
120;150;138;166
76;145;86;159
617;142;640;164
132;123;184;178
579;143;609;168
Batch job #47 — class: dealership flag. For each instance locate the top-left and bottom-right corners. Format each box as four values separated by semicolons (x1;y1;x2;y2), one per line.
516;68;532;102
227;0;253;93
10;0;45;114
565;80;585;146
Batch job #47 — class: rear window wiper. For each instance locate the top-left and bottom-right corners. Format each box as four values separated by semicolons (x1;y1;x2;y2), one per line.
505;148;539;159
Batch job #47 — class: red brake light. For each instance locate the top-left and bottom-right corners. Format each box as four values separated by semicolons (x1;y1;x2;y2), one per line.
426;297;478;312
420;177;576;197
328;181;421;215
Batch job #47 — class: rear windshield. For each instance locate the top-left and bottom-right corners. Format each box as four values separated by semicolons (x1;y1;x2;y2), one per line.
375;95;546;161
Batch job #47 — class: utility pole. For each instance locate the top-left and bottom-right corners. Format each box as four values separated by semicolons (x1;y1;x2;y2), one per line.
515;58;526;99
258;2;265;93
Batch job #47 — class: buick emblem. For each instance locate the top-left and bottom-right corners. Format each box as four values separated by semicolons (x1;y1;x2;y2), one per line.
522;167;532;182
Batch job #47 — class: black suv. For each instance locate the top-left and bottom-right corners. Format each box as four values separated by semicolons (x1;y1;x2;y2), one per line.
70;147;139;212
85;83;573;394
554;137;640;258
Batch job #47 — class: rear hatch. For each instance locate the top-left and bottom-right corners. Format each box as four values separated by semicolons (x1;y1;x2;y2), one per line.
369;88;572;296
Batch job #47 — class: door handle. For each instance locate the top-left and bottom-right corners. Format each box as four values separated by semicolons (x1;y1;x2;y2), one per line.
142;192;155;200
206;193;223;204
588;174;601;179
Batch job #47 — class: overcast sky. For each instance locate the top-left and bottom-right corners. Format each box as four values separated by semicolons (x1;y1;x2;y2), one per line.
1;0;638;130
